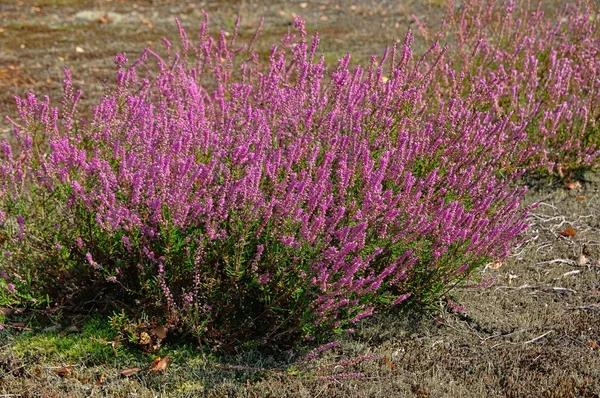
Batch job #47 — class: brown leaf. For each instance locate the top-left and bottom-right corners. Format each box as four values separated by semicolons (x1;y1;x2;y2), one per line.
382;357;395;369
564;179;581;190
559;226;577;237
140;17;153;29
53;366;72;377
95;373;105;385
98;15;109;24
10;322;30;330
151;325;168;340
139;331;152;345
588;340;598;350
0;307;15;316
148;356;171;373
489;261;504;270
319;15;329;21
121;367;142;377
576;195;585;201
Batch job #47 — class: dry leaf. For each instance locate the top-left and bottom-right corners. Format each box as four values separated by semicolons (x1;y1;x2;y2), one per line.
148;356;172;373
578;255;588;265
53;366;72;377
319;15;329;21
98;15;109;24
489;261;504;270
95;374;105;385
382;357;395;369
141;18;153;29
151;325;168;340
576;195;586;201
588;340;598;350
559;226;577;237
299;2;308;8
139;331;152;345
121;367;141;377
564;180;581;190
0;308;15;316
10;322;29;329
75;46;85;53
319;5;327;10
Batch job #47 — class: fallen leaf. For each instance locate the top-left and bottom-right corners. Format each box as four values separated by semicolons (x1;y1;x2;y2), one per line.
319;15;328;21
121;367;141;377
576;195;586;201
139;331;152;345
151;325;168;340
148;356;171;373
299;2;307;8
489;261;504;270
319;5;327;10
0;308;15;316
382;357;394;369
95;373;105;385
578;255;588;265
98;15;109;24
10;322;29;329
559;226;577;237
53;366;72;377
564;180;581;190
588;340;598;350
75;46;85;53
140;18;153;29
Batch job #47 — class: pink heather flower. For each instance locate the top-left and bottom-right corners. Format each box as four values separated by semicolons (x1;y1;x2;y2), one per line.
75;238;84;249
293;16;307;37
447;299;466;313
7;283;16;293
258;273;270;285
86;252;101;270
106;276;117;283
122;235;131;252
391;293;412;306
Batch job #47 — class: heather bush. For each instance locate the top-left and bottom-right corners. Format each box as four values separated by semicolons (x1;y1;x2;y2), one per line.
0;15;529;348
432;0;600;174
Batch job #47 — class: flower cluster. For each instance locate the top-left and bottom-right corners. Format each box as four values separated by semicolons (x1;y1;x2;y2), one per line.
433;0;600;174
0;12;535;347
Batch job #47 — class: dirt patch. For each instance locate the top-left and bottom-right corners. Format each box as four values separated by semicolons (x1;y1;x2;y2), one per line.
0;1;599;397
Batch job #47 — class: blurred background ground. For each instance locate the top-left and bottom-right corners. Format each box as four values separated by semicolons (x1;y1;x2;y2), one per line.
0;0;599;397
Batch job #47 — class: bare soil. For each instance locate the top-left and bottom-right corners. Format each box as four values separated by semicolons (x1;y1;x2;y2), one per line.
0;1;599;397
